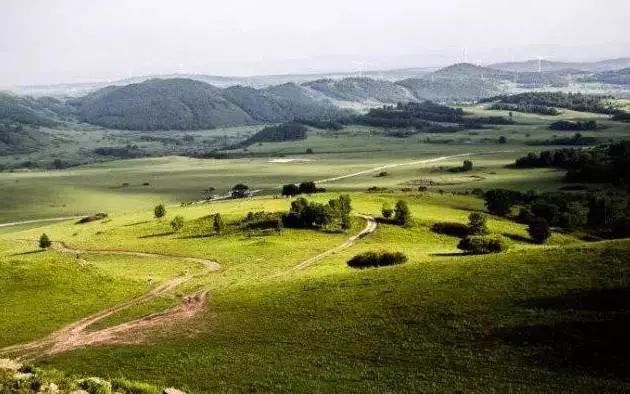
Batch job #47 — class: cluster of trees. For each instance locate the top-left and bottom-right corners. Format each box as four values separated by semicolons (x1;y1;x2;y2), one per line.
484;188;630;238
283;195;352;231
296;119;344;130
527;133;597;146
231;184;251;198
482;92;616;114
457;236;509;254
93;145;143;158
281;181;326;197
489;102;559;116
347;251;408;268
381;200;412;225
241;211;283;232
237;122;307;148
549;120;597;131
512;142;630;185
612;111;630;122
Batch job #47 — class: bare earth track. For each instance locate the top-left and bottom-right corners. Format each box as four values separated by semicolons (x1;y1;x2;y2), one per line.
0;215;376;359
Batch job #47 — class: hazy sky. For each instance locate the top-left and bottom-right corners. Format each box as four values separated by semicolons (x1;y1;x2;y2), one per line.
2;0;630;86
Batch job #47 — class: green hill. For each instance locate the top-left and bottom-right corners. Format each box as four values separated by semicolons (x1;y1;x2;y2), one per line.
303;77;415;103
76;78;254;130
0;93;63;127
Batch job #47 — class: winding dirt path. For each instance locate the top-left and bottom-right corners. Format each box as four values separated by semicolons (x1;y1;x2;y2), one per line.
1;215;376;358
0;244;220;358
267;214;377;279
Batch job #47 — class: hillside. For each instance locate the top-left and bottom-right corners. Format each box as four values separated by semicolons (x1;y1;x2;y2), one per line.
303;77;415;103
76;78;254;130
397;78;502;101
489;57;630;73
223;84;339;123
0;93;64;127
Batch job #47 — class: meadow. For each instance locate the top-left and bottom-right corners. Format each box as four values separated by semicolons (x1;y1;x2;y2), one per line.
1;103;630;392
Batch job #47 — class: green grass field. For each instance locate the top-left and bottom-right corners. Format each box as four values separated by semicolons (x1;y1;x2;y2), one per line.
1;105;630;392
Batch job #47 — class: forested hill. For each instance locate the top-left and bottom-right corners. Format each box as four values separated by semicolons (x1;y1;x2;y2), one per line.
74;79;343;130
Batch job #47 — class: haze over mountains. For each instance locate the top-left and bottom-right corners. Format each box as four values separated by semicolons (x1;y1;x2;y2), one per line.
2;57;630;131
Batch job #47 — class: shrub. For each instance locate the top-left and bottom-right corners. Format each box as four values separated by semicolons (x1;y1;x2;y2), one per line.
39;233;52;249
281;183;300;197
77;377;112;394
394;200;411;225
170;215;185;233
462;160;473;172
468;212;488;235
153;204;166;219
528;218;551;244
77;213;108;224
111;378;160;394
231;183;250;198
431;222;469;238
347;251;408;268
457;236;509;254
242;211;283;231
381;205;394;219
213;213;225;234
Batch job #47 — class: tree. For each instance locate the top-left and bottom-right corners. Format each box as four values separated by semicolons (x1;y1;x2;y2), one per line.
462;160;473;172
231;184;250;198
528;218;551;244
170;215;185;233
298;181;318;194
213;213;225;234
394;200;411;225
468;212;488;235
498;136;507;144
39;233;52;249
484;189;519;216
154;204;166;219
281;184;300;197
382;203;394;219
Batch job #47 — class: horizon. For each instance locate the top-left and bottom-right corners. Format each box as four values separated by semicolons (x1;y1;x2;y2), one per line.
2;0;630;86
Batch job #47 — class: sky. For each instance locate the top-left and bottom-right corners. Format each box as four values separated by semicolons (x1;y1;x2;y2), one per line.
1;0;630;86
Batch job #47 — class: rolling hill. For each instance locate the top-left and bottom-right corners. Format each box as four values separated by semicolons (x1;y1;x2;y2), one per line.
489;57;630;73
303;77;415;103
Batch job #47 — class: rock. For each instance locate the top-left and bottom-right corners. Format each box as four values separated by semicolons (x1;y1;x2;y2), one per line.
0;358;22;371
163;388;186;394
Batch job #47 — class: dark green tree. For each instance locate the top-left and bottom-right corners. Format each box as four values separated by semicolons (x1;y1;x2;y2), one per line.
170;215;185;233
281;184;300;197
154;204;166;219
468;212;488;235
39;233;52;249
394;200;411;225
528;218;551;244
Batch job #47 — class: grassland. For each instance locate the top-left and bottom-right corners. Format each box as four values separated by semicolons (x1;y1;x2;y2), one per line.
1;105;630;392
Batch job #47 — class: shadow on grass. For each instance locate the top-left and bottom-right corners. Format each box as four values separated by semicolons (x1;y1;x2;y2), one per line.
138;232;174;239
431;252;465;257
496;288;630;378
178;234;215;240
123;220;151;227
10;249;45;256
502;233;534;244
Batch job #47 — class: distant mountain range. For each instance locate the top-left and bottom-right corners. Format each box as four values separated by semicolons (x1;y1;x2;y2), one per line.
2;57;630;132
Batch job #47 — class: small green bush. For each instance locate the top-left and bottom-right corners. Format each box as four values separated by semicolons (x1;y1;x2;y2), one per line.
457;236;509;255
347;251;408;268
39;233;52;249
77;377;112;394
111;377;161;394
432;222;469;238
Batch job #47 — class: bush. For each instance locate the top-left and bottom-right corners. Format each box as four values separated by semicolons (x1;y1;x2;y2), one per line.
462;160;473;172
77;377;112;394
381;205;394;219
468;212;488;235
394;200;411;225
347;251;408;268
154;204;166;219
170;215;185;233
431;222;469;237
77;213;108;224
457;236;509;254
111;378;160;394
528;218;551;244
281;184;300;197
39;233;52;249
213;213;225;234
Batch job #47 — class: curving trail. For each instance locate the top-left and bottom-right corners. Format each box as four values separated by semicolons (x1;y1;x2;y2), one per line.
1;215;376;358
267;214;377;279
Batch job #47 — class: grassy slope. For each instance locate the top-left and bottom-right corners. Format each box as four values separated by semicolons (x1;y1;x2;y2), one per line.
41;234;630;392
4;193;622;392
